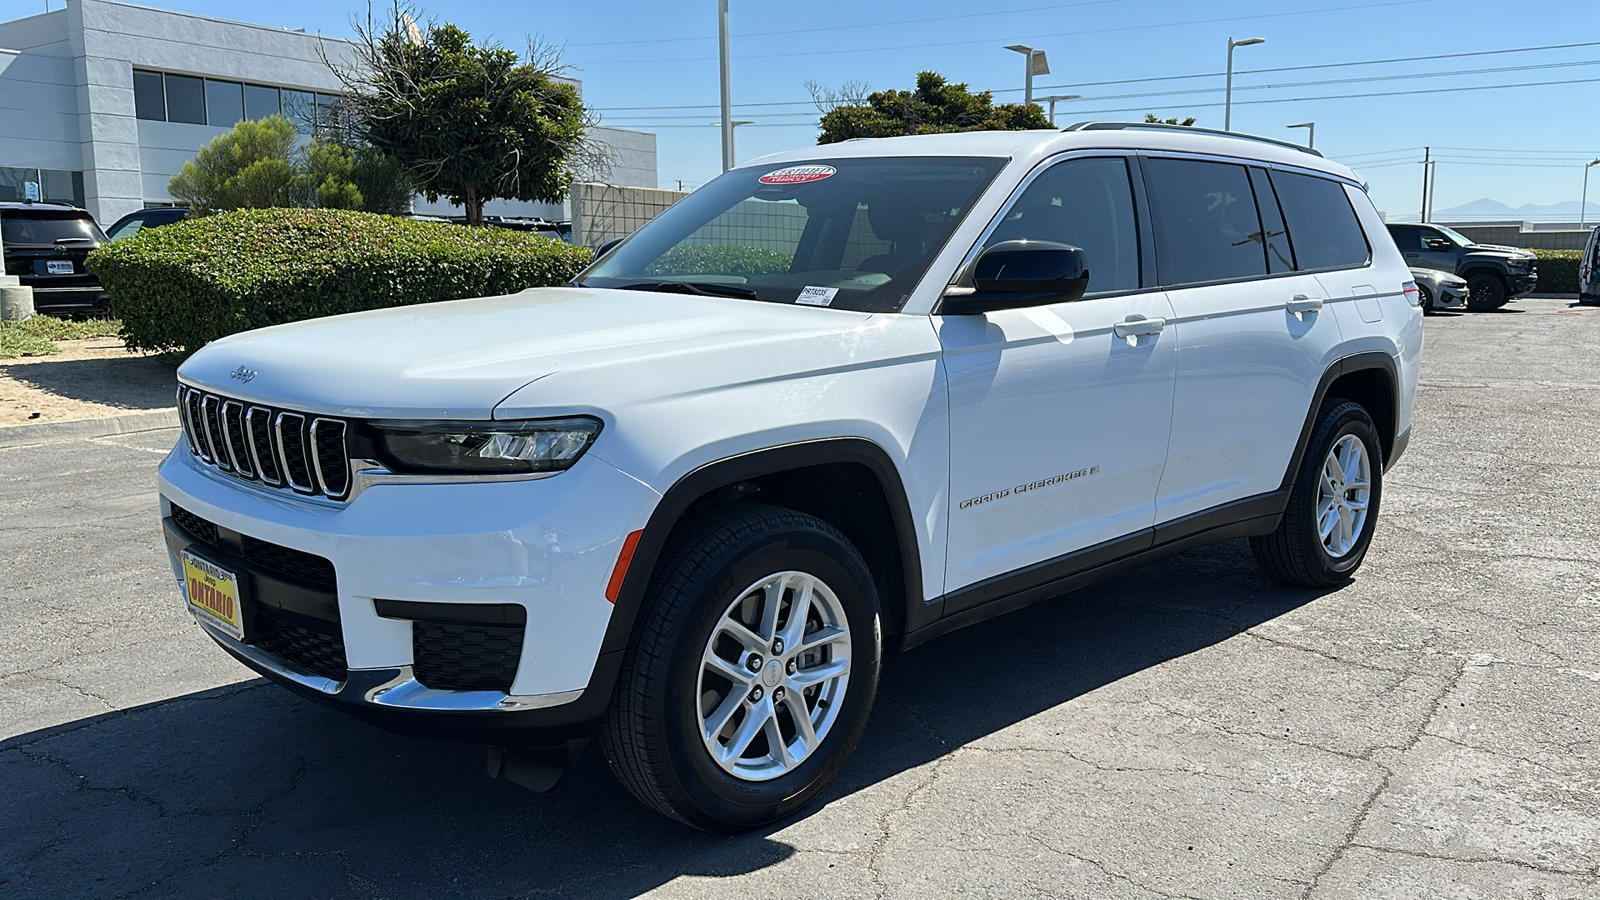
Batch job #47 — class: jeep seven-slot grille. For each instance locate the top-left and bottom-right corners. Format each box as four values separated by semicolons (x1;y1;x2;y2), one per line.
178;386;352;500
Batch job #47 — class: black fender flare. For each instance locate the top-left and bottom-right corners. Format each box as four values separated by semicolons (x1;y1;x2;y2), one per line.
584;438;926;698
1281;350;1400;492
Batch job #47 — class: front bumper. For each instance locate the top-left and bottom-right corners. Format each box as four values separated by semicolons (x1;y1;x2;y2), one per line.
158;442;659;743
1507;272;1538;297
1435;283;1468;309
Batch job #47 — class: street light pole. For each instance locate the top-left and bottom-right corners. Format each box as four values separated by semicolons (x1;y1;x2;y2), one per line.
1003;44;1050;105
717;0;734;172
1225;37;1264;132
709;120;754;166
1582;159;1600;229
1037;94;1081;127
1287;121;1315;149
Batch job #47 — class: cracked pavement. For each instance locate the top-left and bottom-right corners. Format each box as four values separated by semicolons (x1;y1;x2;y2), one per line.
3;298;1598;898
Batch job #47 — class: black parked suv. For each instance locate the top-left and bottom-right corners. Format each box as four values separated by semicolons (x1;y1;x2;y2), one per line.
105;206;192;242
1385;222;1537;310
0;202;109;315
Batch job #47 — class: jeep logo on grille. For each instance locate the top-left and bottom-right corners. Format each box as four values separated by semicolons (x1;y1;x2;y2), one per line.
229;366;256;384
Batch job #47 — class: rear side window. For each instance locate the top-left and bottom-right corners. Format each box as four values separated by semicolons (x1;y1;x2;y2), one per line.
1145;158;1265;286
985;156;1141;296
1271;171;1370;270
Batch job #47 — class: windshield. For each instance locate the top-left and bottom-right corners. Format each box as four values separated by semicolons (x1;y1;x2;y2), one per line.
578;157;1007;312
1432;225;1475;248
0;210;105;246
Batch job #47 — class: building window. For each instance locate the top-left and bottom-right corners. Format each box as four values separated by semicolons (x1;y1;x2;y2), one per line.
164;74;206;125
133;70;165;121
0;167;87;208
282;89;315;133
205;79;244;128
244;84;280;121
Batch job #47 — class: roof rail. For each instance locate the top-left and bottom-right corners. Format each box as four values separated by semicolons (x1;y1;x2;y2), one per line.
1060;121;1324;158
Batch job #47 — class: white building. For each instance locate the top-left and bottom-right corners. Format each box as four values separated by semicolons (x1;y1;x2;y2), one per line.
0;0;656;226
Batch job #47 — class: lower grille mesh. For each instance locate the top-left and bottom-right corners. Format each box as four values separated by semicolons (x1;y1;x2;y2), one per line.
413;621;524;692
253;614;348;681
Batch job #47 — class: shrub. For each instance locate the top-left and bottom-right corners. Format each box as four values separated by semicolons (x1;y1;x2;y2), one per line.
89;208;592;355
645;245;793;276
1532;249;1581;294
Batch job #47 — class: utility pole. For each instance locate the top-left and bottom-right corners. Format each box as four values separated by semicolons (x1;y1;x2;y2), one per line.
717;0;734;172
1420;147;1431;222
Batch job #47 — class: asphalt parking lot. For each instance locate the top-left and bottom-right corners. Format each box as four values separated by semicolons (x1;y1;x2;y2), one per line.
3;297;1598;899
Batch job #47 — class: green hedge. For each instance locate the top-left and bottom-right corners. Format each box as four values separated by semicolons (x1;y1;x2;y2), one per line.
89;208;593;355
645;244;792;276
1532;249;1582;295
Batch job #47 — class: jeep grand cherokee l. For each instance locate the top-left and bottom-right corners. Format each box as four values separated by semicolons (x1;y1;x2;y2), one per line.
159;123;1421;830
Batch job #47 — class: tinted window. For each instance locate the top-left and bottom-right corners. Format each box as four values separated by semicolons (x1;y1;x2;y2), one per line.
164;74;206;125
205;79;243;127
1146;158;1265;285
133;70;165;120
1386;225;1419;250
1248;167;1294;274
1;211;105;246
282;89;315;133
985;156;1140;296
244;84;280;121
1272;171;1370;270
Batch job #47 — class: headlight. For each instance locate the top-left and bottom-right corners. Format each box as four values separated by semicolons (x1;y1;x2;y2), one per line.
374;416;602;475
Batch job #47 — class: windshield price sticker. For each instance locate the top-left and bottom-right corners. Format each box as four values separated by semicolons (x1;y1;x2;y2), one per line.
797;286;839;306
759;165;836;185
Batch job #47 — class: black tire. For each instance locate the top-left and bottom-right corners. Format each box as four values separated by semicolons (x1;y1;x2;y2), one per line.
1416;282;1434;314
600;503;882;831
1465;273;1506;310
1251;400;1384;588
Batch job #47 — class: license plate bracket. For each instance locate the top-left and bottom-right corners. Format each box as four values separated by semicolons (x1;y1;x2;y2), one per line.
181;550;247;641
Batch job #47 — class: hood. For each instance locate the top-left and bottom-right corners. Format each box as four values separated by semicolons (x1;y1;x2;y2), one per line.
1410;267;1465;288
177;287;875;419
1466;243;1537;259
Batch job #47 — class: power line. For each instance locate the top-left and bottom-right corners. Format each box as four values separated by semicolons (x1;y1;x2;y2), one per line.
575;0;1437;65
565;0;1122;48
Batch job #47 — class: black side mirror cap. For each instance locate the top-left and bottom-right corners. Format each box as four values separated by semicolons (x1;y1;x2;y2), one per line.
942;240;1090;314
594;237;625;257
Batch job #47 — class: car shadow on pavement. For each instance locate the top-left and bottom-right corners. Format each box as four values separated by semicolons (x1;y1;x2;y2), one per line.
0;539;1319;898
0;353;177;416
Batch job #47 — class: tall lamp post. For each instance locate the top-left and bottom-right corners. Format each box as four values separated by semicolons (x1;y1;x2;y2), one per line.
1037;94;1081;127
1287;121;1315;149
1225;37;1265;132
1003;44;1050;105
710;120;754;167
717;0;734;172
1582;158;1600;229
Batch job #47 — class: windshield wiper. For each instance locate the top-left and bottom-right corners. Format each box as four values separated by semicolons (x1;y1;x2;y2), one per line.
611;280;759;299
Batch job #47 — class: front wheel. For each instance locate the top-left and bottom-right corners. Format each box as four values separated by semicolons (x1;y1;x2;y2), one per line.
1251;400;1383;588
1416;282;1435;314
601;503;882;831
1465;273;1506;310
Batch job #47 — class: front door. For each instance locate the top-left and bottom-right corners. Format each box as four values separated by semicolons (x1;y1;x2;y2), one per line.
938;155;1176;607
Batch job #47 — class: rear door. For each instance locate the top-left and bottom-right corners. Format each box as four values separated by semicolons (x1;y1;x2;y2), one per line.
1144;156;1346;524
939;154;1176;604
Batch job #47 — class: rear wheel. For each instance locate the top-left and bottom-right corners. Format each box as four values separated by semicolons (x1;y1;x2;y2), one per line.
601;503;881;831
1251;400;1383;588
1465;273;1506;310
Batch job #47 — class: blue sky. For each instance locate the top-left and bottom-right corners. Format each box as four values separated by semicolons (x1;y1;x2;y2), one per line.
14;0;1600;220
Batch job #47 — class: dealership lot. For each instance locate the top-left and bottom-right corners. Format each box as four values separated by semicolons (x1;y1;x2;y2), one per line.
2;298;1597;899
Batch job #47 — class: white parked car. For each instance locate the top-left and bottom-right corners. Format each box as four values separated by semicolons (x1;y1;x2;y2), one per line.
159;123;1422;830
1410;266;1469;313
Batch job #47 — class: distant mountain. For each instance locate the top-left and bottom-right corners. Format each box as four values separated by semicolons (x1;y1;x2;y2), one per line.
1433;198;1600;222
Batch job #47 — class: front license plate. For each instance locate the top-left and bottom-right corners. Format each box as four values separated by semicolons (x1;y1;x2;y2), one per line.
46;260;73;275
182;551;244;640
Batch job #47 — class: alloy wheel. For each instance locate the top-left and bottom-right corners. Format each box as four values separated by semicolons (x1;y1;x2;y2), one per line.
1317;434;1371;558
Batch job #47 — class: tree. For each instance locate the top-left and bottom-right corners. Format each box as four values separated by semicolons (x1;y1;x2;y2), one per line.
1144;114;1197;126
167;114;414;214
169;116;298;210
813;71;1051;145
329;8;593;225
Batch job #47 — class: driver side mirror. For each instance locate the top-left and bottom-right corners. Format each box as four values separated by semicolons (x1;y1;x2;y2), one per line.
1426;239;1452;251
594;237;625;257
942;240;1090;314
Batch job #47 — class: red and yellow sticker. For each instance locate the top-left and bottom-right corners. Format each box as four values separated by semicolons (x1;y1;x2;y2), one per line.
182;551;243;640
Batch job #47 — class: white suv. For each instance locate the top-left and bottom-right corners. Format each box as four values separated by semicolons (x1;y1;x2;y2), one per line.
159;123;1422;830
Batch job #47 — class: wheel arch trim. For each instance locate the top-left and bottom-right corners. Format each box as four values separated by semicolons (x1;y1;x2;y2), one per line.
1282;350;1400;491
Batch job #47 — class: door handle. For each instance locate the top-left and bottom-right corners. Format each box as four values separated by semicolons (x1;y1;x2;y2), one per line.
1286;295;1324;314
1404;252;1420;258
1113;315;1166;338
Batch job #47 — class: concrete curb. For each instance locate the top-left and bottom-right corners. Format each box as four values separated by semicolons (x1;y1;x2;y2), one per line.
0;408;179;449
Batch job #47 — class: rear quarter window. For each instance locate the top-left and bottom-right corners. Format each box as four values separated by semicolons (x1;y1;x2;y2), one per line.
1271;171;1371;271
